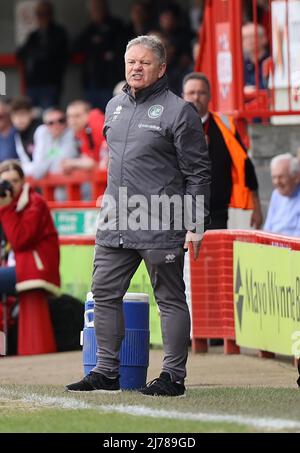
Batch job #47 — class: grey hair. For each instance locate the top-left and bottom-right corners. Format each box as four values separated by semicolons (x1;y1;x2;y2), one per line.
182;72;211;93
125;35;167;65
271;153;300;176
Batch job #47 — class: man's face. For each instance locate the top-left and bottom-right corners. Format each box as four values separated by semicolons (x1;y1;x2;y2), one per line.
0;169;24;198
125;45;166;94
44;111;67;139
183;79;211;117
242;24;266;55
271;160;299;197
88;0;107;24
131;3;147;25
35;3;52;28
159;12;177;33
67;105;89;133
11;110;32;132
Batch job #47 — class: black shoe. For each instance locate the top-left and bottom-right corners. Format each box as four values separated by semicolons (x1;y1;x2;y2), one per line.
66;371;121;393
139;372;186;397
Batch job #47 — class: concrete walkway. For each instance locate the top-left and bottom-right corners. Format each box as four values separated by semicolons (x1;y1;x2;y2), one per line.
0;348;297;388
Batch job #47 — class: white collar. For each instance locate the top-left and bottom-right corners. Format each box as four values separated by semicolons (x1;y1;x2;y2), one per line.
201;113;209;124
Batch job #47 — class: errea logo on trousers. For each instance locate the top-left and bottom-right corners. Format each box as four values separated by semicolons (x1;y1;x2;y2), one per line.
165;254;176;264
148;105;164;119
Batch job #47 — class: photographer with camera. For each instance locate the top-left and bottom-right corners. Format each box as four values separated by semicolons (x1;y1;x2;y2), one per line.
0;160;60;355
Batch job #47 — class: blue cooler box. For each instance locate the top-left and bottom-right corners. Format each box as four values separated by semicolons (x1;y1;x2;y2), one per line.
82;293;98;376
82;292;150;390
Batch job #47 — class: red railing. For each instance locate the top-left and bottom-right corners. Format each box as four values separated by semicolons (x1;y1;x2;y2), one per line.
191;229;300;364
27;169;107;203
196;0;300;120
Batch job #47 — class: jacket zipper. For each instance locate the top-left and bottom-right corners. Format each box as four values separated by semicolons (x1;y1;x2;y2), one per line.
118;99;137;246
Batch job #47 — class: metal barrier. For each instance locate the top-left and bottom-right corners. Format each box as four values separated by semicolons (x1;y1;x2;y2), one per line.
58;230;299;367
191;229;300;366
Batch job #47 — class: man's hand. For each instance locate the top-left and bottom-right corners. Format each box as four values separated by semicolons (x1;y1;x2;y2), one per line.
251;206;263;229
184;231;203;261
0;191;13;207
61;159;76;175
61;157;95;174
251;191;263;229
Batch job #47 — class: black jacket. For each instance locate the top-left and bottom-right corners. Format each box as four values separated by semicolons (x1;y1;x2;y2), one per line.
16;23;68;86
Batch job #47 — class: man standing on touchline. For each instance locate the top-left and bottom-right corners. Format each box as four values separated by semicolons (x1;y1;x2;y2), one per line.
67;35;211;397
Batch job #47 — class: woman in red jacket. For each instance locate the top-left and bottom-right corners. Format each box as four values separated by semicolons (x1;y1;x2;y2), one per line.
0;160;60;294
0;159;60;354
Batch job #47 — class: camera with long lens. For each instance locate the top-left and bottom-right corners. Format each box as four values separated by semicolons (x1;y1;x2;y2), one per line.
0;180;13;198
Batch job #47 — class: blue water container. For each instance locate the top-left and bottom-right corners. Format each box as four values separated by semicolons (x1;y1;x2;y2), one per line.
82;292;98;376
81;292;150;390
120;293;150;390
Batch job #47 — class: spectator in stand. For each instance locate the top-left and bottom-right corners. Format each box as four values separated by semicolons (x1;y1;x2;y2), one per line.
158;3;194;73
74;0;126;111
189;0;204;34
164;36;193;96
10;96;42;172
242;22;270;94
64;100;107;173
16;1;69;109
126;0;153;40
0;100;18;163
243;0;270;41
183;72;263;230
0;159;60;295
25;108;77;180
264;154;300;237
0;160;60;355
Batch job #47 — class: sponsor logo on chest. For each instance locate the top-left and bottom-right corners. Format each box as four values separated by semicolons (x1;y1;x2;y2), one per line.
148;104;164;119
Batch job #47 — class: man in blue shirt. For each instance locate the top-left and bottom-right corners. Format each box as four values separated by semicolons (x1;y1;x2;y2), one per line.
264;153;300;237
242;23;269;93
0;101;18;163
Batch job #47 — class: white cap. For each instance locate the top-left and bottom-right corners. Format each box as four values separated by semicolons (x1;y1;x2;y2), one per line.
86;292;94;301
123;293;149;303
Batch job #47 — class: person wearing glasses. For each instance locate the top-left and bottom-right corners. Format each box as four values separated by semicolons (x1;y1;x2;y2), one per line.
182;72;263;230
64;100;106;173
25;108;77;181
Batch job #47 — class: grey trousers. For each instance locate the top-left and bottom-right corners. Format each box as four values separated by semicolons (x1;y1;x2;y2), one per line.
91;245;190;382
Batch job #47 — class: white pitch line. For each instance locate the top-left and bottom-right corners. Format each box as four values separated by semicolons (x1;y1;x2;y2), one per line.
0;387;299;431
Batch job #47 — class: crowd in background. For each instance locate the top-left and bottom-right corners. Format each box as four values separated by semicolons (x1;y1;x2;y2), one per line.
14;0;270;110
0;0;272;186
